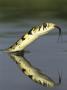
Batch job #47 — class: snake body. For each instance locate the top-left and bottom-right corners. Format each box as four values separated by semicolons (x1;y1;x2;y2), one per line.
6;22;61;88
6;22;61;52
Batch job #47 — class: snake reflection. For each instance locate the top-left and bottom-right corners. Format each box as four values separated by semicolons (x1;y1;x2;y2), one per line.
9;52;61;88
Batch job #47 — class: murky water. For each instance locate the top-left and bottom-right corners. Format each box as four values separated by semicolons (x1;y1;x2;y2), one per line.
0;18;67;90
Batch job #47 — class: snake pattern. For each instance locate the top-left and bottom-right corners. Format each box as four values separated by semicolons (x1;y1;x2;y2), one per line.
5;22;61;52
6;22;61;88
10;53;61;88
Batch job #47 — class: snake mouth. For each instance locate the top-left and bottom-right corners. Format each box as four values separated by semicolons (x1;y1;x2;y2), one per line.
54;25;61;36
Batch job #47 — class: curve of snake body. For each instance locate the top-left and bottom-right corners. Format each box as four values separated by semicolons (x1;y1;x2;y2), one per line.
7;22;62;88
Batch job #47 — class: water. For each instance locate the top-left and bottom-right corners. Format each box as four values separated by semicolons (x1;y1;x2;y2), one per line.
0;18;67;90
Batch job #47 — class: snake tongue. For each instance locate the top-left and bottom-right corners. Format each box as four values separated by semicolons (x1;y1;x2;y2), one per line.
54;25;61;36
54;25;62;41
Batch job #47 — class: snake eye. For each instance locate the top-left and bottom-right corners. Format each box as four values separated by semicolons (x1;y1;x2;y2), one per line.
43;23;47;30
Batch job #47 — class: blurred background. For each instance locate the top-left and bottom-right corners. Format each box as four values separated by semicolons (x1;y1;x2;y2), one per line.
0;0;67;21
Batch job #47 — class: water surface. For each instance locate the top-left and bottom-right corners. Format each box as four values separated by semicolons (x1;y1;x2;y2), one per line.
0;18;67;90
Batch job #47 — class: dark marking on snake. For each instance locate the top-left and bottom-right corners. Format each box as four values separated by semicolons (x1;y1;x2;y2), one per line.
38;80;42;84
34;79;38;83
21;36;25;40
42;83;46;86
28;75;33;79
9;45;13;49
39;25;41;31
9;45;15;49
22;68;26;72
28;29;32;35
15;41;18;45
15;61;18;64
43;23;47;30
33;26;37;30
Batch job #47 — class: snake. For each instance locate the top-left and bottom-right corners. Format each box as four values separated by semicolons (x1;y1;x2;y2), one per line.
5;22;62;88
5;22;61;52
